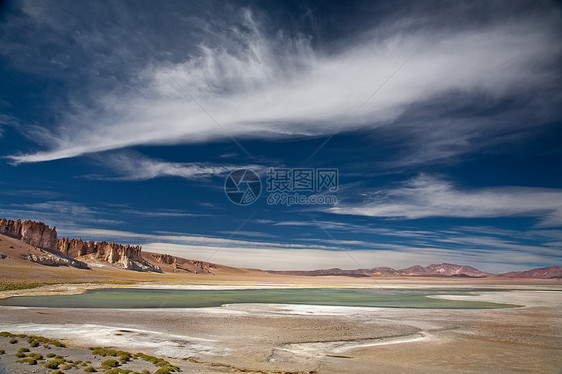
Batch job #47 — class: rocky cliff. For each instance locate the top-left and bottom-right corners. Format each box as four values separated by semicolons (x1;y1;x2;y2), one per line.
1;218;161;272
58;238;161;272
144;252;214;274
0;218;58;251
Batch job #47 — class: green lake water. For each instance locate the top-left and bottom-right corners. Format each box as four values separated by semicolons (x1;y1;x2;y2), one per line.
0;288;519;309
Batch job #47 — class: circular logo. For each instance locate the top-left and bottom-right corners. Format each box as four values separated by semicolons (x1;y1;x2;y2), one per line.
224;169;261;205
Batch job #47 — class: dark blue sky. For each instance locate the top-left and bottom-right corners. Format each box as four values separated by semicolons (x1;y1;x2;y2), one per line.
0;0;561;271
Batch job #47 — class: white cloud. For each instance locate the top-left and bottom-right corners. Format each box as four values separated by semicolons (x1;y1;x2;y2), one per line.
7;9;561;163
89;151;262;181
329;175;562;227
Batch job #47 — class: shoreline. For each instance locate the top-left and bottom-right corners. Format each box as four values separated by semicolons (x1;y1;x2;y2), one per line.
2;278;561;300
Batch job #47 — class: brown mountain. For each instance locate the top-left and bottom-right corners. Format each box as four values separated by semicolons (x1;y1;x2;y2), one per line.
398;263;490;277
499;266;562;279
270;263;490;278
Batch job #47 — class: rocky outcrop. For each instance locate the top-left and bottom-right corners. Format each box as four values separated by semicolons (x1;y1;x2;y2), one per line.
0;218;58;251
1;218;162;272
145;252;215;274
0;218;22;238
58;238;161;272
149;253;177;266
20;253;89;269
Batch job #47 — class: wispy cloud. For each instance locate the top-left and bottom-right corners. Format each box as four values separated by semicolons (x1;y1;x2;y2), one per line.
5;4;561;164
329;175;562;227
87;151;262;181
0;201;120;227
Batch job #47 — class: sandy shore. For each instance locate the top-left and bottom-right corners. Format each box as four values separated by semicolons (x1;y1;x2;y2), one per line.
0;286;561;373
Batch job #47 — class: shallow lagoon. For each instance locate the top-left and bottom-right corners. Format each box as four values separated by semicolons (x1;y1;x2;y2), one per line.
0;287;519;309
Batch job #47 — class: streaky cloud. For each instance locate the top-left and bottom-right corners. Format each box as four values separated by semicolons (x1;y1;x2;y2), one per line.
329;174;562;227
6;5;561;163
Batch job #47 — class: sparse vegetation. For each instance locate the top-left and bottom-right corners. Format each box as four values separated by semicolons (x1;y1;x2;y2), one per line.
133;352;178;369
0;281;52;291
90;347;131;361
154;366;181;374
0;349;5;354
44;358;67;369
17;357;38;365
101;358;121;368
27;334;66;348
28;353;44;361
103;369;132;374
4;332;181;374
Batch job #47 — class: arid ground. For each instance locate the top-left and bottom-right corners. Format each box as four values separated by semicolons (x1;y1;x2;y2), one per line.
1;234;561;373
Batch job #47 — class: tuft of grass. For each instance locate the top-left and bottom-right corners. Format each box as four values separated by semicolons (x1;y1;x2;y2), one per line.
154;366;181;374
44;358;66;369
18;347;30;352
15;352;26;358
103;369;133;374
84;366;97;372
17;357;38;365
0;349;5;355
27;334;65;348
28;353;44;361
101;358;120;368
47;353;56;358
90;347;131;361
9;338;17;344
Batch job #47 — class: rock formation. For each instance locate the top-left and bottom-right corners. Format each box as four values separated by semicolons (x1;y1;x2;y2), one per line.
20;253;89;269
58;238;161;272
0;218;58;251
1;218;161;272
145;252;214;274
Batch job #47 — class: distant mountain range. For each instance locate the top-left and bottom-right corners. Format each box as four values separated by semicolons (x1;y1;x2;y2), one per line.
268;263;562;279
1;218;560;279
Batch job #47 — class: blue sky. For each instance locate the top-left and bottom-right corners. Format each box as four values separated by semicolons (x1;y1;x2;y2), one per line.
0;0;561;272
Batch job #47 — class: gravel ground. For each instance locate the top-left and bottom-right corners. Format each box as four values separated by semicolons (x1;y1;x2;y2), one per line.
0;290;560;373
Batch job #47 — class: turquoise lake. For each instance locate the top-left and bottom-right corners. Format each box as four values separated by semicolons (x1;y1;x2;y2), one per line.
0;288;519;309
